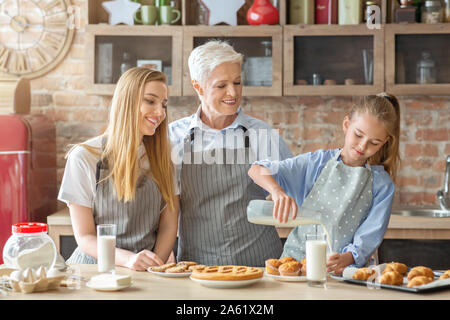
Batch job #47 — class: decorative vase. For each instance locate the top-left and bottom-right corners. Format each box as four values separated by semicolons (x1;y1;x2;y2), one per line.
246;0;279;25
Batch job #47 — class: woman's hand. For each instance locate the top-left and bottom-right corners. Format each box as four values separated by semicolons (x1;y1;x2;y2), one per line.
326;252;354;275
124;250;164;271
271;187;298;224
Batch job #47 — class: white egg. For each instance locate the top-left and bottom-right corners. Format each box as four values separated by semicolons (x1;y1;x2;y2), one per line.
9;270;23;282
23;268;36;283
36;266;47;280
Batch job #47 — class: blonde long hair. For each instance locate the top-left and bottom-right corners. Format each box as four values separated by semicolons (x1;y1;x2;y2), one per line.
68;67;175;210
348;93;401;181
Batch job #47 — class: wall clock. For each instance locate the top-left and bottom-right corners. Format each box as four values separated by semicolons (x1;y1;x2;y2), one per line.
0;0;75;79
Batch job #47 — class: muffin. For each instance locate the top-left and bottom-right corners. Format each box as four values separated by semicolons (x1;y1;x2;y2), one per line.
279;256;297;264
279;261;302;277
265;259;282;275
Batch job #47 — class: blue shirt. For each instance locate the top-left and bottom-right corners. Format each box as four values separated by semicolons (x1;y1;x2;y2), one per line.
255;148;395;267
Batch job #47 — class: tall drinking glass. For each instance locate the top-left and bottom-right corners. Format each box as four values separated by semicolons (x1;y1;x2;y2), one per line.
97;224;117;273
306;233;327;287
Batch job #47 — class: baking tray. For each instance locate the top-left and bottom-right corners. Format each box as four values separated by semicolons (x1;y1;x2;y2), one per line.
331;269;450;293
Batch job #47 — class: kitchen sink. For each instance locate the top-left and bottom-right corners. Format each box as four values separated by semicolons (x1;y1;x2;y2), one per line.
391;208;450;218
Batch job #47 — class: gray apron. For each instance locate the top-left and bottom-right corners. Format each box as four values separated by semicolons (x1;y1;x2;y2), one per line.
67;156;165;264
282;151;373;262
178;127;283;267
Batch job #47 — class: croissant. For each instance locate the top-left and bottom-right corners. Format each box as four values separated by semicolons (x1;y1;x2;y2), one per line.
407;266;434;281
379;271;403;285
384;262;408;275
352;268;376;281
439;270;450;280
407;276;433;288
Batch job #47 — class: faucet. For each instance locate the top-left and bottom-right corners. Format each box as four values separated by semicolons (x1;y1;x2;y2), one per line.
437;155;450;211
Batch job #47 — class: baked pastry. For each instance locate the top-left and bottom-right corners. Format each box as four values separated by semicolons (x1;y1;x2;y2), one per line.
148;263;176;272
279;257;296;264
379;271;403;286
383;262;408;275
352;268;376;281
166;265;188;273
279;261;302;277
301;258;306;275
177;261;197;267
407;276;434;288
407;266;434;281
191;265;263;281
188;265;206;272
265;259;282;276
439;270;450;280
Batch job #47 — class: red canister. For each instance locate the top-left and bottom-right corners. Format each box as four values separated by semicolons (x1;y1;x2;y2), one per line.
315;0;338;24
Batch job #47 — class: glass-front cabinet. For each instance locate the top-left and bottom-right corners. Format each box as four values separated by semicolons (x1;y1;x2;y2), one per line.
182;26;283;96
283;25;384;96
86;25;182;96
385;24;450;95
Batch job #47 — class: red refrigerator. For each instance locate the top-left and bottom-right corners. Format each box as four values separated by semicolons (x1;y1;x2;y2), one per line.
0;114;57;264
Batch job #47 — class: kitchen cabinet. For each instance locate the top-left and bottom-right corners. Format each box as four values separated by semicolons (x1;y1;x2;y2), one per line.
283;24;384;96
182;25;283;96
385;23;450;95
85;0;450;97
85;24;182;96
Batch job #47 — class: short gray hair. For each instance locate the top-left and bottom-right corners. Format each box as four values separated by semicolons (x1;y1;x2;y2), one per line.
188;40;243;85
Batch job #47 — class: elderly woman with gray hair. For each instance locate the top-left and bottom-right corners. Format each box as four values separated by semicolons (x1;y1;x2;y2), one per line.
169;40;292;267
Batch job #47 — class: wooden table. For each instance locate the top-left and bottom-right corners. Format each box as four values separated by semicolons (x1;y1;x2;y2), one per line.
3;264;449;300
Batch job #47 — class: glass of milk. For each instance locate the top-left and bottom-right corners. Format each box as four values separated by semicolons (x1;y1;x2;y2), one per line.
305;233;327;288
97;224;117;273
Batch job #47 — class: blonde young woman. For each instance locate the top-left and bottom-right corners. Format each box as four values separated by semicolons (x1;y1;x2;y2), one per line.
58;68;179;271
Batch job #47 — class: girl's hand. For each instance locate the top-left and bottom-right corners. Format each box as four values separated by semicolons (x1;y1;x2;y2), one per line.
271;187;298;224
125;250;164;271
326;252;354;275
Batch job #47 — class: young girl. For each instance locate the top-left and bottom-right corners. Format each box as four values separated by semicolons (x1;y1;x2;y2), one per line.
58;67;179;271
248;93;401;274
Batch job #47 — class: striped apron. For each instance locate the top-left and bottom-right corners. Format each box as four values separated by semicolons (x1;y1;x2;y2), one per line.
282;151;373;262
177;127;283;267
67;158;165;264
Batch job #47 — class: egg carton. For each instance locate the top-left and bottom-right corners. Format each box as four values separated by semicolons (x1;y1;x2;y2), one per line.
2;266;66;294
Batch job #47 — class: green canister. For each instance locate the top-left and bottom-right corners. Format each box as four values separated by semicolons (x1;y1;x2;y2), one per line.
290;0;315;24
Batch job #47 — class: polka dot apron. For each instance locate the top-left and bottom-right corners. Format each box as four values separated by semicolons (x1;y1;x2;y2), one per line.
282;151;373;261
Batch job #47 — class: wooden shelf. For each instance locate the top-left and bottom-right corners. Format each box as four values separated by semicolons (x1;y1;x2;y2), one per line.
283;24;385;96
84;1;450;97
182;25;283;96
385;23;450;95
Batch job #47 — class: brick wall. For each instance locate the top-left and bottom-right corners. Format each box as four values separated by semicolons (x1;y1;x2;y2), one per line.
28;1;450;209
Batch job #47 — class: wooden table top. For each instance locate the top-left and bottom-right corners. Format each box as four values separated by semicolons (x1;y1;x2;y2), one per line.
3;264;449;300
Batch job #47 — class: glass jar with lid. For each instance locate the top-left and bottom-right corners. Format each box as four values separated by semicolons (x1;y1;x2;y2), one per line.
422;0;444;23
416;51;437;84
2;223;57;271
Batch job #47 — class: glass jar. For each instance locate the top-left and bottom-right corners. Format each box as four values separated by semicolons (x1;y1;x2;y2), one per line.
2;223;57;271
421;0;444;23
444;0;450;22
416;51;437;84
